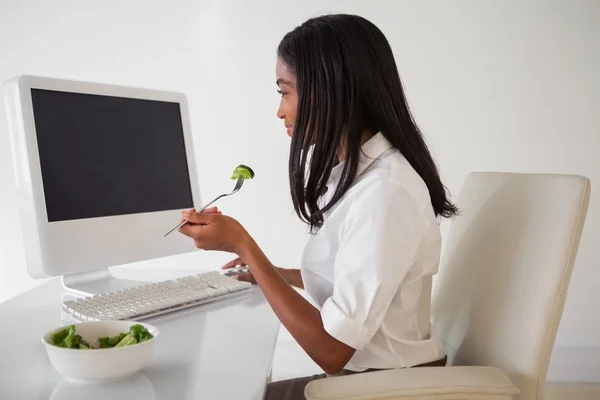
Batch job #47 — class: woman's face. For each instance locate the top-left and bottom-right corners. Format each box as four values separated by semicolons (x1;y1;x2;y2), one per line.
276;57;298;138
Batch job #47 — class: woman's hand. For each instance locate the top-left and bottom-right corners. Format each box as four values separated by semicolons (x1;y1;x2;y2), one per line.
178;210;250;255
222;258;305;288
222;257;257;283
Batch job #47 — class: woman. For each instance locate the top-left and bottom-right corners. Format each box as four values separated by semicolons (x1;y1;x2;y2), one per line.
179;13;457;400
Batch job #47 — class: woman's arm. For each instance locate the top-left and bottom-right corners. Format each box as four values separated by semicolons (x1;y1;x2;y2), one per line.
237;235;355;374
179;211;355;374
277;268;304;289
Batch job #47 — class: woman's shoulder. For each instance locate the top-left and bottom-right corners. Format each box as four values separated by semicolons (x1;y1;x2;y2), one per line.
352;150;433;208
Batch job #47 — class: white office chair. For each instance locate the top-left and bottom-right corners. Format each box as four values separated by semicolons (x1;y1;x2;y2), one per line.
305;172;591;400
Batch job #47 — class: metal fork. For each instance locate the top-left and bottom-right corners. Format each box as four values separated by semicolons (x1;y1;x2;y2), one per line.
163;176;246;237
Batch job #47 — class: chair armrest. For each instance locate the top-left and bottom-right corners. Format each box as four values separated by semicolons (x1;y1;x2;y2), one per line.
304;366;520;400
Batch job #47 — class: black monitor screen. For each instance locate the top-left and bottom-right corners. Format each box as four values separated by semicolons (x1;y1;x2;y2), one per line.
31;88;194;222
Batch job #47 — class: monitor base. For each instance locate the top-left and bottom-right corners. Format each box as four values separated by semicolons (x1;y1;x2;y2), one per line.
62;269;146;297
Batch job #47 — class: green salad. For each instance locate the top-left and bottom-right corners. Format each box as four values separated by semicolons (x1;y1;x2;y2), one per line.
231;164;255;180
51;324;153;349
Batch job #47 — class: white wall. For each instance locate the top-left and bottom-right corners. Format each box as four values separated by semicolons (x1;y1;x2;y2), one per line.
1;0;598;380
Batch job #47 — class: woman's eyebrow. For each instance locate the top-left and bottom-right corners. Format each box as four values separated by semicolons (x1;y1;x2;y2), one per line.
276;78;292;86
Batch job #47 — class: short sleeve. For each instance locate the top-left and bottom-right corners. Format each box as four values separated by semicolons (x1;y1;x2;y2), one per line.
320;178;428;350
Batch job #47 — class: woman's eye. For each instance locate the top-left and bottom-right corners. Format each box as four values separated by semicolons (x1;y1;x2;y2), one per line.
277;89;287;96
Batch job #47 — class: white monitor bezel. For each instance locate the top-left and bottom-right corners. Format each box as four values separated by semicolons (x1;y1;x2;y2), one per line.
4;75;200;279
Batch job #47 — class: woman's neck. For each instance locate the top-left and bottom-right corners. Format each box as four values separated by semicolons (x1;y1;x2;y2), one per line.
336;130;376;162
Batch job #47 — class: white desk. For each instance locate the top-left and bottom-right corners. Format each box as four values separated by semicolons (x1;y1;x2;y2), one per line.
0;269;280;400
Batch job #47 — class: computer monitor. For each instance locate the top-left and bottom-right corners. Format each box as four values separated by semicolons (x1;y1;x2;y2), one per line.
3;75;201;296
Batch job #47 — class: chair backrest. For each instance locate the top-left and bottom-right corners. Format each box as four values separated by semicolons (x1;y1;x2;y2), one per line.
431;172;590;400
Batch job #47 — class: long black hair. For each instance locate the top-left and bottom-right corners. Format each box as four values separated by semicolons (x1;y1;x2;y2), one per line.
278;14;457;230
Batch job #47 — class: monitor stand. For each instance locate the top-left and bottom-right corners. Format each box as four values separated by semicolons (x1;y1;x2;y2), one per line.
62;269;147;297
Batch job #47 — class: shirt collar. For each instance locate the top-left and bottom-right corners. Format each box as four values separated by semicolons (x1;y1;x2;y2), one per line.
328;132;394;185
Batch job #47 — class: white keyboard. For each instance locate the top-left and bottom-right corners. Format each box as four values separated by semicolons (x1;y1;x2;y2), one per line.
61;271;252;322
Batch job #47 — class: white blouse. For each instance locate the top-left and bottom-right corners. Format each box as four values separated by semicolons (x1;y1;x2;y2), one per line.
301;132;445;371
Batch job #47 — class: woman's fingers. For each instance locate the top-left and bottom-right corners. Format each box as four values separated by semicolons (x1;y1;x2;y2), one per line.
179;208;196;223
222;258;252;283
179;207;221;223
181;210;216;225
231;271;256;284
222;257;247;269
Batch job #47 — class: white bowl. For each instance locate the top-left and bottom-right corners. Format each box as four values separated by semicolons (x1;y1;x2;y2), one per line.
42;320;159;382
